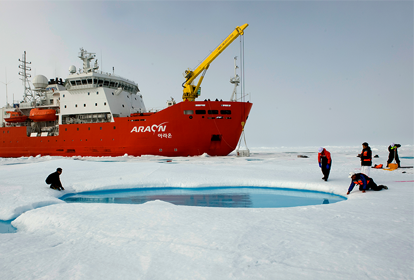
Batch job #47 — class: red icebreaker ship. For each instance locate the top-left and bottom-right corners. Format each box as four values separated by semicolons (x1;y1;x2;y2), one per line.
0;24;252;157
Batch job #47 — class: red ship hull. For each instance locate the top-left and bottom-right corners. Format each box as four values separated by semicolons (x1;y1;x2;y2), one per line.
0;101;252;157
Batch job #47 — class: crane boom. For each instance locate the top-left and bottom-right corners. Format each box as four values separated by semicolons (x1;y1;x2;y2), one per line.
182;23;248;101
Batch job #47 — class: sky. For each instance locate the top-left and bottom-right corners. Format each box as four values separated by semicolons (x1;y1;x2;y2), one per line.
0;1;412;148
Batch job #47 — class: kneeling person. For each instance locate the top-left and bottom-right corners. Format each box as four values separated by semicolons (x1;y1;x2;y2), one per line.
46;168;65;191
347;172;387;195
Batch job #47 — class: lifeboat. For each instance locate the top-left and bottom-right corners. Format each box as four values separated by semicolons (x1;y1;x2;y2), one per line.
29;108;57;122
4;111;28;123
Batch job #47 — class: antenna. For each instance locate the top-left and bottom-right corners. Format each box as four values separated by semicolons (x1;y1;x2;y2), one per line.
18;51;33;103
1;69;12;108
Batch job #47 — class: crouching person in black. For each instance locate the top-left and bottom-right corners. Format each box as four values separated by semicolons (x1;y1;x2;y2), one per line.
46;168;64;191
347;172;387;195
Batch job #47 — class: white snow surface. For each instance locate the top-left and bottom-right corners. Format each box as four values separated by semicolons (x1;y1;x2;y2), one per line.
0;145;413;280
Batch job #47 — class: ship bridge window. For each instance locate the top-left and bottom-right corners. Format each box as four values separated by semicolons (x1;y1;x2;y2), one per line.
109;81;115;87
93;79;97;84
87;79;92;84
183;110;193;115
208;110;218;114
82;79;87;85
104;81;109;86
98;80;103;86
220;110;231;115
76;80;82;85
195;110;206;114
70;81;76;86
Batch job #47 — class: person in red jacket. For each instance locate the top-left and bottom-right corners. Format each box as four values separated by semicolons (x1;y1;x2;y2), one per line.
318;147;332;181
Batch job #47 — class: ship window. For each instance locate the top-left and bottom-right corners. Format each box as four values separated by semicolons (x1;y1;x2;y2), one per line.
87;79;92;84
88;127;90;130
98;80;103;85
109;81;115;87
112;92;114;95
195;110;206;114
211;134;222;141
93;79;97;84
122;105;125;107
95;103;97;106
70;81;75;86
75;104;78;107
76;80;82;85
104;102;107;105
64;105;67;108
113;126;116;129
77;128;79;131
127;95;129;98
220;110;231;115
96;92;99;95
208;110;218;114
88;92;90;95
84;104;86;107
82;79;87;85
104;81;109;86
183;110;193;115
100;127;102;130
63;94;65;97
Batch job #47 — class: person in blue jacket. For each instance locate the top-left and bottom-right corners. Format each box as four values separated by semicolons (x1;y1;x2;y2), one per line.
347;172;387;195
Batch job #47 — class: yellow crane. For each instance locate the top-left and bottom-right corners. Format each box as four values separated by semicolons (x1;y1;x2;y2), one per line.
182;23;249;101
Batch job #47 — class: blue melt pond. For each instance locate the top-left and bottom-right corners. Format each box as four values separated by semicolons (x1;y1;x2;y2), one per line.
1;187;346;234
61;187;346;208
0;220;17;234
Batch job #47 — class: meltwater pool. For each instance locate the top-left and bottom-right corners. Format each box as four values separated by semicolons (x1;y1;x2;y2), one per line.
1;187;346;234
61;187;346;208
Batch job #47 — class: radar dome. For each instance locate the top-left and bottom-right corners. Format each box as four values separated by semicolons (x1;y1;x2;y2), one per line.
69;65;76;74
32;75;48;89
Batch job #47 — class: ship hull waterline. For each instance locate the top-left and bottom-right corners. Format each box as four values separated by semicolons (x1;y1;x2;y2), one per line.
0;101;252;158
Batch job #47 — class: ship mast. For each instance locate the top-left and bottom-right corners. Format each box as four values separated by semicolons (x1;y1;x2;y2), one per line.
18;51;33;103
230;56;240;101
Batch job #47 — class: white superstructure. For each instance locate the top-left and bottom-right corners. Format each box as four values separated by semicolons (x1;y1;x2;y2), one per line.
1;48;147;134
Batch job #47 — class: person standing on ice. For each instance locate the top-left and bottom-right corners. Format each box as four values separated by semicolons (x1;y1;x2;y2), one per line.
387;143;401;168
347;172;387;195
358;142;372;176
318;147;331;181
45;168;65;191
